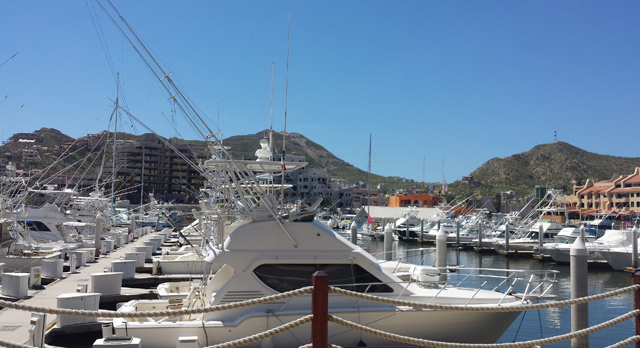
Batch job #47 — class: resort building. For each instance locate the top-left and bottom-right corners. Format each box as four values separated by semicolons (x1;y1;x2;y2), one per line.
388;193;443;208
571;167;640;218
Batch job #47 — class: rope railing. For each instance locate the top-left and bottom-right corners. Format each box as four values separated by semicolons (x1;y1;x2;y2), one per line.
605;335;640;348
0;275;639;348
327;310;640;348
328;284;640;312
0;339;32;348
1;283;637;319
204;314;312;348
0;286;313;318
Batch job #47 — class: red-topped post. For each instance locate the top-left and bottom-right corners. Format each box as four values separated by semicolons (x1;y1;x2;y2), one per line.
635;272;640;348
312;271;329;348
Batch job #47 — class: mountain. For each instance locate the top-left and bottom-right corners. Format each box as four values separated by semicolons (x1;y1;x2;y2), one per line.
459;141;640;197
1;128;415;190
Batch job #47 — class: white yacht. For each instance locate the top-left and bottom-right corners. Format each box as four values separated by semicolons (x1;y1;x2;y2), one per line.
545;228;635;264
598;235;640;270
493;221;563;254
114;218;525;348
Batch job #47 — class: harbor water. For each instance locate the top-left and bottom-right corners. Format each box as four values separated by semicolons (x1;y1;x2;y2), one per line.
359;237;636;348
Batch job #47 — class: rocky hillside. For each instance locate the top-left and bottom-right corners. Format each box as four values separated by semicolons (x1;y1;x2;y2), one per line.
1;128;415;190
465;141;640;196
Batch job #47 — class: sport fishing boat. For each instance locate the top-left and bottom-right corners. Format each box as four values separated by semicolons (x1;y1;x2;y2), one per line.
114;204;526;348
493;220;563;254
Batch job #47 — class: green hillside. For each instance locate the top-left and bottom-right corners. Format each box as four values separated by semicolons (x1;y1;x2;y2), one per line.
451;141;640;198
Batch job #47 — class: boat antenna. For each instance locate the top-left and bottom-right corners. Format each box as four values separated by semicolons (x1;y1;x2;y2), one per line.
283;12;290;155
280;12;291;211
367;133;371;218
111;73;119;215
270;61;274;153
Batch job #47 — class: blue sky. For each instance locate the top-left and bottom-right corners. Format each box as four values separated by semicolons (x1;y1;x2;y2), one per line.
1;1;639;183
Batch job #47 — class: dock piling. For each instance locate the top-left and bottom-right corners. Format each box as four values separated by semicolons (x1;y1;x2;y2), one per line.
539;224;544;249
350;222;357;245
384;224;393;261
571;225;589;348
504;224;510;253
311;271;328;348
632;226;638;269
436;225;447;282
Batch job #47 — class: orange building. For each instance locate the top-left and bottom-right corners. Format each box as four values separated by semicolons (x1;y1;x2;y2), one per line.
388;194;443;208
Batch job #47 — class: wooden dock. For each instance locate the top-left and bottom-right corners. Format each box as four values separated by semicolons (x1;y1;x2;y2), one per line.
0;230;163;347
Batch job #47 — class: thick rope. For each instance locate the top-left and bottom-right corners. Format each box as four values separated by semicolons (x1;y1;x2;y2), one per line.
0;287;313;318
328;284;640;312
327;309;640;348
1;284;637;318
605;335;640;348
0;339;32;348
204;314;312;348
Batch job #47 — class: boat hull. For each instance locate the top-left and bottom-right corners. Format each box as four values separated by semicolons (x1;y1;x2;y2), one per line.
114;307;521;348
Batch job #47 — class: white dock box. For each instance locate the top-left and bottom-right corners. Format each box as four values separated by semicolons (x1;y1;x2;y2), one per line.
111;260;136;279
124;252;145;268
41;259;64;278
133;246;153;260
69;250;88;267
90;272;123;295
1;272;29;298
56;292;100;327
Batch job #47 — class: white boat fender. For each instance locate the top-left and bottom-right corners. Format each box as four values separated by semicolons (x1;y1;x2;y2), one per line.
409;265;440;282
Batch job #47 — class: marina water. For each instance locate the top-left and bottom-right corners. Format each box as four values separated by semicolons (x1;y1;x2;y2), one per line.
359;237;635;347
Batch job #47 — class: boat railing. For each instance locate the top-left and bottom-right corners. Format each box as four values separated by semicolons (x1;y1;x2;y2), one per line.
324;267;558;307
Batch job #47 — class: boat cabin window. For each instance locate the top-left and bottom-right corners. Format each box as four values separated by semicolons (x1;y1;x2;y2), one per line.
18;220;51;231
254;264;393;293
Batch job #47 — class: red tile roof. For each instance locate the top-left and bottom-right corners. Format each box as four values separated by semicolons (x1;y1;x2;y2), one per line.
610;187;640;194
625;174;640;184
579;185;612;195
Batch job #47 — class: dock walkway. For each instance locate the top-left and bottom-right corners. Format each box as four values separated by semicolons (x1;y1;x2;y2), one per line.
0;230;159;346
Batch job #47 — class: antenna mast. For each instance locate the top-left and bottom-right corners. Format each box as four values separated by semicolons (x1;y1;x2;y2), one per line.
111;73;119;215
367;133;371;216
269;62;274;153
280;13;291;211
283;12;290;155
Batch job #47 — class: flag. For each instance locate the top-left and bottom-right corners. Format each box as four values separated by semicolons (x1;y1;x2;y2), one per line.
281;150;286;172
367;214;376;224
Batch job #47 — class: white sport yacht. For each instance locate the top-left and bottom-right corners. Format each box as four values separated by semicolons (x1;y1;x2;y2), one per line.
114;216;525;348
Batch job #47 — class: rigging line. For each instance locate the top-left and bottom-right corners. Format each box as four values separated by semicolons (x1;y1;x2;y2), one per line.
117;106;208;177
32;143;86;188
98;1;211;144
160;112;201;163
0;105;24;129
103;0;214;138
0;52;18;69
65;119;104;187
85;0;116;82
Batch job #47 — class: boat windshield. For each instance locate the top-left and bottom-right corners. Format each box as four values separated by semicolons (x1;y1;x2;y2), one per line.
253;263;393;293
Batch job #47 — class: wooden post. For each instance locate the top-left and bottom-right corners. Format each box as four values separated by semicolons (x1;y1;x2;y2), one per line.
635;272;640;348
312;271;329;348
